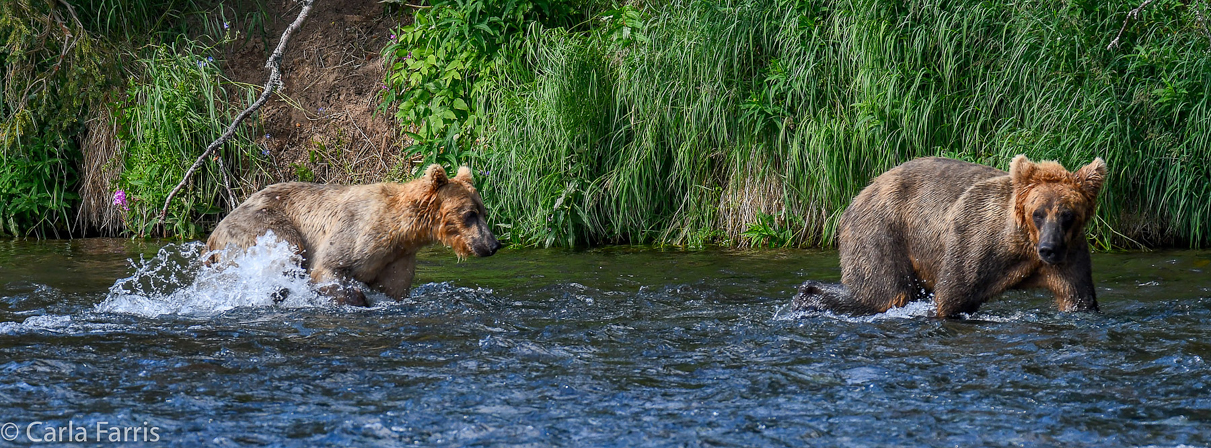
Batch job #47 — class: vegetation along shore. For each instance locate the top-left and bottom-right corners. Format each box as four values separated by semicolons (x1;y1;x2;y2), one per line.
2;0;1208;249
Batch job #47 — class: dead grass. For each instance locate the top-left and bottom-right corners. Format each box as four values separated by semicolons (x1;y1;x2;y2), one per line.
76;106;124;236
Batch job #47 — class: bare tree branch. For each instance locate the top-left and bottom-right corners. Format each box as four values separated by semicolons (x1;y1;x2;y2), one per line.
157;0;316;232
1108;0;1155;51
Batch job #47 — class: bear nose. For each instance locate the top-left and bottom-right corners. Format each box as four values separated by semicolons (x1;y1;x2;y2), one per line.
1037;244;1062;264
489;240;502;255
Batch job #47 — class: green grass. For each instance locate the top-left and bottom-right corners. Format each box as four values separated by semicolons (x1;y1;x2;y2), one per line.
1;0;109;237
115;40;260;238
467;0;1211;249
1;0;272;238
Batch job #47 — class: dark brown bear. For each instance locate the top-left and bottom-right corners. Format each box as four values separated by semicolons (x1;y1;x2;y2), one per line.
206;164;501;306
794;155;1107;318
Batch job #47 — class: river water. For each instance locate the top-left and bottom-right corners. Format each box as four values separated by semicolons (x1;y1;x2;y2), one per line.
0;238;1208;446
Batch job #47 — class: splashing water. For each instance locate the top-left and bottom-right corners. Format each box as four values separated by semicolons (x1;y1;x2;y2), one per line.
0;314;72;334
95;232;328;317
773;297;937;321
3;242;1210;447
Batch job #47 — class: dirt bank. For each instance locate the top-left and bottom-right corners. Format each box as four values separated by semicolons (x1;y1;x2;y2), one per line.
223;0;415;189
77;0;416;236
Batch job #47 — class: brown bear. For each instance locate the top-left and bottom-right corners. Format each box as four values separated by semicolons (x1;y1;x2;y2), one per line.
206;164;501;306
794;155;1106;318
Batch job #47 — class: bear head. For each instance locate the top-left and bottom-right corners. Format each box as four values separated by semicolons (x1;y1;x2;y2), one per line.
1010;154;1106;265
422;164;502;258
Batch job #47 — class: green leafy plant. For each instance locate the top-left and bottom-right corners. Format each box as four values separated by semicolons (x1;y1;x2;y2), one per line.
114;40;258;238
740;212;803;248
380;0;596;174
0;0;112;237
381;0;518;173
598;5;648;48
0;133;78;237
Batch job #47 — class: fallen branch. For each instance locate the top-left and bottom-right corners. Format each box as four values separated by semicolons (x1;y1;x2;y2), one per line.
1108;0;1155;50
157;0;316;230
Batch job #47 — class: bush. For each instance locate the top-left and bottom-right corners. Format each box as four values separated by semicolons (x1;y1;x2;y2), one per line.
0;0;110;237
2;0;266;238
380;0;599;173
0;133;78;237
114;40;259;238
465;0;1211;248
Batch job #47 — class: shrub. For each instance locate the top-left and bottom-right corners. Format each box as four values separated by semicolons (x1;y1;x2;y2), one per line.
472;0;1211;248
114;40;259;238
380;0;599;173
0;0;110;237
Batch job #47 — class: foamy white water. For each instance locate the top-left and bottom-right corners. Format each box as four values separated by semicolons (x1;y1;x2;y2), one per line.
95;232;329;317
774;299;937;321
0;314;130;335
0;314;72;334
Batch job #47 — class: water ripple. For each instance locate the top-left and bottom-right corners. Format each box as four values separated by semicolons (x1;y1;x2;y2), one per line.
0;243;1208;446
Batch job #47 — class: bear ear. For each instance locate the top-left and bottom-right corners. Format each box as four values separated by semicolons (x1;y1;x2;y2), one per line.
1073;157;1107;198
1009;154;1035;186
454;166;474;185
423;164;448;189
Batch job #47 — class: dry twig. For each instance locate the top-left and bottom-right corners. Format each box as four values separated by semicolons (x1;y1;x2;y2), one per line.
1108;0;1155;50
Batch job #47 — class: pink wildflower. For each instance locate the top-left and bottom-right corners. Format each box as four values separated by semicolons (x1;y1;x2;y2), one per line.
113;190;128;210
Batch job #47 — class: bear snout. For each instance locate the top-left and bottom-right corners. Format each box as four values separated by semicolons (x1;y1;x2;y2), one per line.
1059;297;1099;313
1036;242;1066;265
474;239;502;257
1035;218;1068;265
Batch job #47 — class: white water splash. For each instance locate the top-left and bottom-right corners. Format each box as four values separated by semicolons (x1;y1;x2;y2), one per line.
95;232;329;317
0;314;128;335
0;314;71;334
962;310;1044;323
774;300;937;321
774;298;1058;323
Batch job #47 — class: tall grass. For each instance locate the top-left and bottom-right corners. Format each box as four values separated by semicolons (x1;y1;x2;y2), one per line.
474;0;1211;248
115;40;260;238
68;0;271;46
2;0;273;237
1;0;108;237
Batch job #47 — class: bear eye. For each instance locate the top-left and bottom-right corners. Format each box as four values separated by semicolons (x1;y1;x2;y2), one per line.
1059;210;1075;226
1032;209;1045;224
464;211;478;225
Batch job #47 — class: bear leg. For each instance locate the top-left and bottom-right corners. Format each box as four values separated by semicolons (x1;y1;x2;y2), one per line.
933;250;992;318
250;208;308;259
319;282;368;307
310;266;369;307
207;206;310;263
1039;246;1099;312
792;280;854;313
839;233;919;314
372;255;417;301
933;287;982;318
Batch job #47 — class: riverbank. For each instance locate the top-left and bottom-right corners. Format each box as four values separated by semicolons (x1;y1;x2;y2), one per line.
3;0;1209;248
1;0;413;238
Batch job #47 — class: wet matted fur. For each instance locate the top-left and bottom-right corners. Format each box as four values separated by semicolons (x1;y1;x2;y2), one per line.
795;155;1106;318
206;164;501;306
